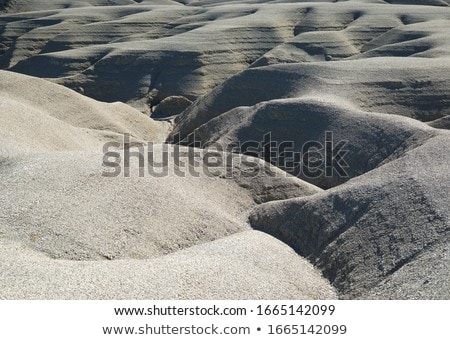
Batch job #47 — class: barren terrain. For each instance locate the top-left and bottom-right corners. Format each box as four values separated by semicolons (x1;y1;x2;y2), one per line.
1;0;449;299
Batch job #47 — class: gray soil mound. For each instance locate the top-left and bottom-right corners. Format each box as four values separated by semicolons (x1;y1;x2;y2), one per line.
1;0;449;299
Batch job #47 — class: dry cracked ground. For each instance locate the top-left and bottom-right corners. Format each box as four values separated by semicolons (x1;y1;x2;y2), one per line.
0;0;449;299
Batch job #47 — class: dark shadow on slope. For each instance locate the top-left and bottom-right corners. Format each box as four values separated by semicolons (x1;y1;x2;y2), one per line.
249;134;450;298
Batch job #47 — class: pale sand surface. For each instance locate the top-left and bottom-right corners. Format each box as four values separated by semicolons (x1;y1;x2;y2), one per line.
0;231;336;299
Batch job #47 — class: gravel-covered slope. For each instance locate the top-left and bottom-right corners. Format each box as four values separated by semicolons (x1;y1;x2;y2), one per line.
1;0;449;299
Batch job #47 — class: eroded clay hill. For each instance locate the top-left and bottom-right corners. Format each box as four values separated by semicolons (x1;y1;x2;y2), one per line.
1;0;449;299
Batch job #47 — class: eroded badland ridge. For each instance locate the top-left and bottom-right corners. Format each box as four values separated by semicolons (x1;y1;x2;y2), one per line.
0;0;449;299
